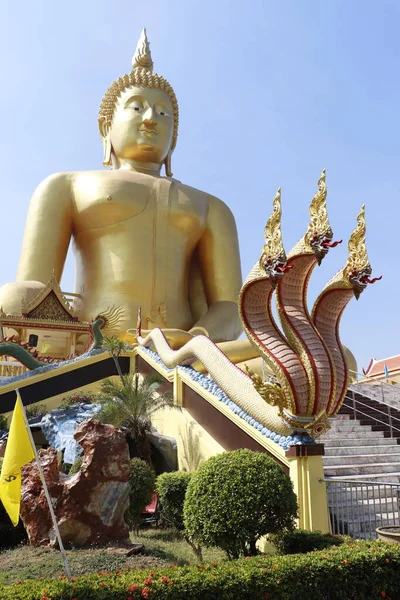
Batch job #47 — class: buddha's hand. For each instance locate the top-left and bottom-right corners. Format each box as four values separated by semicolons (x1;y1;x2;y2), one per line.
160;328;195;350
161;327;210;350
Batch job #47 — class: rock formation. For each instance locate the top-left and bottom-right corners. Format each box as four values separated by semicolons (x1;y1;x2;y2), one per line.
21;419;130;547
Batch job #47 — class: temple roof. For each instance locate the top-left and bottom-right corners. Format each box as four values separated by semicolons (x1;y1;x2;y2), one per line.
363;355;400;378
0;273;89;330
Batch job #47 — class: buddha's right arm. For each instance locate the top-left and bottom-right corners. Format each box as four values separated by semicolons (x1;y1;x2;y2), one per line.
16;173;73;284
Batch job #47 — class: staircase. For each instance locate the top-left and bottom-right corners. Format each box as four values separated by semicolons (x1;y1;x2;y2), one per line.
319;385;400;537
321;416;400;482
321;384;400;481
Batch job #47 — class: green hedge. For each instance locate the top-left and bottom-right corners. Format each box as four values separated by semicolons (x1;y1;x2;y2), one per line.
184;449;298;558
156;471;193;530
1;541;399;599
270;529;349;555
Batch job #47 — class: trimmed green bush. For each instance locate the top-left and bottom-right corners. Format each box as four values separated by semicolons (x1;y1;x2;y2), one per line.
0;541;399;599
156;471;193;530
271;528;348;555
184;449;298;558
126;457;155;532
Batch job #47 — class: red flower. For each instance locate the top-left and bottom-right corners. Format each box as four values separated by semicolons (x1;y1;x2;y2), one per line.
128;584;140;592
16;581;22;585
144;577;153;585
342;560;349;565
381;593;386;598
386;558;391;563
161;576;170;584
168;581;173;586
142;587;150;598
212;562;218;567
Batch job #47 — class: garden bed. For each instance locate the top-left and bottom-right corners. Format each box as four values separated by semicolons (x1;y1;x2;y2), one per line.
0;539;399;599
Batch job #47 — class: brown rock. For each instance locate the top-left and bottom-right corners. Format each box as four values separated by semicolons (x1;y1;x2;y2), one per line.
21;419;130;547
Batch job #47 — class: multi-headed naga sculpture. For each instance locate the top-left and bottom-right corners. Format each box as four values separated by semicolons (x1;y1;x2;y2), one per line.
138;171;379;439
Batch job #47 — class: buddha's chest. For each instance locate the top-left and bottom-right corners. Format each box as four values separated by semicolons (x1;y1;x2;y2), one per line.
72;172;208;237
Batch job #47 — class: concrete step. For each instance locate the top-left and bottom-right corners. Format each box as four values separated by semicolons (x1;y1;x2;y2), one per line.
324;437;395;448
327;424;373;434
321;430;378;440
334;486;399;501
329;419;362;428
324;453;400;466
324;444;400;456
327;496;400;513
325;463;400;477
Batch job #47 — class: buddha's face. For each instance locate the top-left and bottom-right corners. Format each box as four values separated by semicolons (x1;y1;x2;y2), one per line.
106;85;174;164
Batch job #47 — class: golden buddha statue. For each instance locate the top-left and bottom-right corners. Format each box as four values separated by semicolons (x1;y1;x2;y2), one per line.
0;30;245;349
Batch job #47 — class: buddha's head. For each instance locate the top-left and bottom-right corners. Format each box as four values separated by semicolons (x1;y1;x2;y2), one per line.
98;30;179;175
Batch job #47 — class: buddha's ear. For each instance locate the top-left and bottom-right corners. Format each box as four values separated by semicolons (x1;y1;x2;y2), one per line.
98;116;108;139
98;118;112;167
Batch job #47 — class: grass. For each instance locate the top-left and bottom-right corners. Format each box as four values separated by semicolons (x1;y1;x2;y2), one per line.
0;528;226;586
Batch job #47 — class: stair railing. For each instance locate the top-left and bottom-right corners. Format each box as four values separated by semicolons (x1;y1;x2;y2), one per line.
343;390;400;438
320;477;400;538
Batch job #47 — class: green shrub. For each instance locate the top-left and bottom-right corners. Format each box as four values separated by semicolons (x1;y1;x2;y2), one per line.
184;449;298;559
0;414;8;430
126;457;155;532
1;541;400;599
24;404;47;419
271;528;348;554
156;471;193;530
68;456;83;474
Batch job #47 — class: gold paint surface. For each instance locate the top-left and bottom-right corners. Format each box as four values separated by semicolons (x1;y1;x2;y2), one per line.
0;31;242;345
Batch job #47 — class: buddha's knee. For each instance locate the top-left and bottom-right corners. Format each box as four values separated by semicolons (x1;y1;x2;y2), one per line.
0;281;46;315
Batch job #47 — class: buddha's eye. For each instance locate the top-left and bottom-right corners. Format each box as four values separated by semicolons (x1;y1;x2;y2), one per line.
128;99;144;112
156;105;170;117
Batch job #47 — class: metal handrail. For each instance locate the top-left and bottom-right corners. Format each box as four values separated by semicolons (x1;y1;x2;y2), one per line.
343;394;400;424
320;477;400;486
342;405;400;433
320;477;400;538
343;391;400;438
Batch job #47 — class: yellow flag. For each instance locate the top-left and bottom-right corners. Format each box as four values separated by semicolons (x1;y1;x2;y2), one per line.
0;395;35;526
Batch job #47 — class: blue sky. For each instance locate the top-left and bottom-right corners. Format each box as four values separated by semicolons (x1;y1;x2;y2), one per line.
0;0;399;372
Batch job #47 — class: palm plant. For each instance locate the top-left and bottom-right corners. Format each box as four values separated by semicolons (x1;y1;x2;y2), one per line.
99;336;176;462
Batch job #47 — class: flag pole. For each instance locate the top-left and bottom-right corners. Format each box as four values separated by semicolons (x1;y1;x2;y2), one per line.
17;391;72;582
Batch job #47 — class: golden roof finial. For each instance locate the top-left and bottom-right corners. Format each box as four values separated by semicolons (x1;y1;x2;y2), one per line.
132;28;154;72
346;205;370;274
261;188;284;262
307;169;330;241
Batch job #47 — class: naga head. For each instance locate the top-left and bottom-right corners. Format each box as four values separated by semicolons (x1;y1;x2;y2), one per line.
306;170;337;264
345;205;381;300
259;188;291;287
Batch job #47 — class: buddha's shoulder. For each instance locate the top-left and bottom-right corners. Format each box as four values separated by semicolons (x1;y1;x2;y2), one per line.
174;180;231;212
